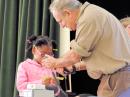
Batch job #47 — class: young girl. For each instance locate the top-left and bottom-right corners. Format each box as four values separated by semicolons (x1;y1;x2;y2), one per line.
16;35;67;97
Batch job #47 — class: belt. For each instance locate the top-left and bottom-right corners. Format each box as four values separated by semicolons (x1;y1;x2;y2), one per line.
118;63;130;72
100;63;130;79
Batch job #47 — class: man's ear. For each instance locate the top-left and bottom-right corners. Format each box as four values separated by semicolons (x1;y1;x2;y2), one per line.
63;8;71;16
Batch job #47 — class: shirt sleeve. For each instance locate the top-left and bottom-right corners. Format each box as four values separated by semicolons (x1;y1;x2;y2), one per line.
16;63;28;91
70;17;102;58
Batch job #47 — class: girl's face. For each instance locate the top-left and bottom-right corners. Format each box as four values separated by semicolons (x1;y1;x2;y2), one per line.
32;45;53;64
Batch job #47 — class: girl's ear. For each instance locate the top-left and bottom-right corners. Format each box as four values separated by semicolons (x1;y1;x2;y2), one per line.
32;46;36;55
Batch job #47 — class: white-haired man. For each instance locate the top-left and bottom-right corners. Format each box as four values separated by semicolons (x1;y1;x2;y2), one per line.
42;0;130;97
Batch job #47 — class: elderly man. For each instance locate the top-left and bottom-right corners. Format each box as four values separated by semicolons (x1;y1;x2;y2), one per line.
42;0;130;97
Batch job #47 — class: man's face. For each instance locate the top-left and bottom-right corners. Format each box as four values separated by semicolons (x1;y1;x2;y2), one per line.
52;10;77;31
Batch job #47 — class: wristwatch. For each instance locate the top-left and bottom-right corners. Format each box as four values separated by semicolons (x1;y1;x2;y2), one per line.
63;65;76;75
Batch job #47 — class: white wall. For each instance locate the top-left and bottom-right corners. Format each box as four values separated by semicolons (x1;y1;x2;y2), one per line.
59;27;70;56
59;27;72;92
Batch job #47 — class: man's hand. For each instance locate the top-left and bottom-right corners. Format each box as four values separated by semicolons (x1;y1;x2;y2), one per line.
55;68;64;76
42;54;57;69
42;49;81;69
74;61;87;71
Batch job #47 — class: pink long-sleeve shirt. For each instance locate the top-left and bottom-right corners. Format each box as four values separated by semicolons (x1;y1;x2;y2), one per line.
16;59;56;91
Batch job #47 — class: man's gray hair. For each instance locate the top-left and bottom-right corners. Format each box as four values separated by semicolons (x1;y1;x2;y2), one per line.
49;0;82;13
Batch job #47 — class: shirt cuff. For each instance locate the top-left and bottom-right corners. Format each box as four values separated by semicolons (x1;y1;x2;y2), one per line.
70;40;91;57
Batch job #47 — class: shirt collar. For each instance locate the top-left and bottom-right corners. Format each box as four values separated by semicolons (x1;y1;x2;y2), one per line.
77;2;90;22
26;58;42;67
